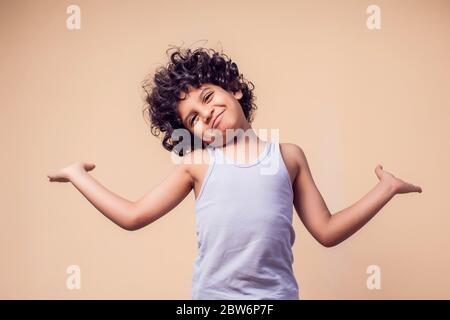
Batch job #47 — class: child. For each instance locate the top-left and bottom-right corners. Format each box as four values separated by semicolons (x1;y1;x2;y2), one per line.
47;46;422;300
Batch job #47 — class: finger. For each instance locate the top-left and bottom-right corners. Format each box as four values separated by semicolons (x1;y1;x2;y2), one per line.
408;183;422;193
84;163;96;171
375;164;383;179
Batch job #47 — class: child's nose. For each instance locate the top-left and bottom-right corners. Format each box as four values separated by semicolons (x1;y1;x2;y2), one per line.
201;108;214;123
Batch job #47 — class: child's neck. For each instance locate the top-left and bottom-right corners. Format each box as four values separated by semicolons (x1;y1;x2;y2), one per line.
221;127;267;160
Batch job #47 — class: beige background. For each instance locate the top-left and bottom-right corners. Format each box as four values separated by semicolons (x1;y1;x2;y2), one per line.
1;0;449;299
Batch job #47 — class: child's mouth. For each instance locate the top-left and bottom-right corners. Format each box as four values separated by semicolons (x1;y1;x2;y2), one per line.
212;110;225;129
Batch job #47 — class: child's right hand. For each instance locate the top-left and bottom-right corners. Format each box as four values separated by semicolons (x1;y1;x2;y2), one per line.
47;162;96;183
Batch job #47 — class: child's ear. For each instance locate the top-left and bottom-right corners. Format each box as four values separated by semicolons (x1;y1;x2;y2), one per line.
232;89;243;100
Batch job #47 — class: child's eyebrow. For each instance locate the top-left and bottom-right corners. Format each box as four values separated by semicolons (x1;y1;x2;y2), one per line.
183;86;211;126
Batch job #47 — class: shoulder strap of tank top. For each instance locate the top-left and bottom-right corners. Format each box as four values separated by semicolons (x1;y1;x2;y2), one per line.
205;145;215;162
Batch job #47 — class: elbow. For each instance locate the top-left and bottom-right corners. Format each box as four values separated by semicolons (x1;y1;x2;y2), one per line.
321;240;337;248
124;218;147;231
121;222;139;231
318;234;337;248
122;222;144;232
121;213;143;232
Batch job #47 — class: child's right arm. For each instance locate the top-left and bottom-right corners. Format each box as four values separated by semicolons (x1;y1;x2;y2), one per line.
47;160;193;231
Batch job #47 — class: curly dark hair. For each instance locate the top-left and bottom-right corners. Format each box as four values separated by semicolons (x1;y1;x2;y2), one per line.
141;46;257;157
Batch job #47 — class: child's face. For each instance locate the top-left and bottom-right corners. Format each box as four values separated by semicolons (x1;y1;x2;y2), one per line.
177;83;246;146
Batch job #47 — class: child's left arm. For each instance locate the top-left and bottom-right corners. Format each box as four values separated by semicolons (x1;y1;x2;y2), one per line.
291;145;422;247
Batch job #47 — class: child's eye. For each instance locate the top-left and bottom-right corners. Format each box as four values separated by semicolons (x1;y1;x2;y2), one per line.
190;93;212;126
191;114;198;126
204;92;213;102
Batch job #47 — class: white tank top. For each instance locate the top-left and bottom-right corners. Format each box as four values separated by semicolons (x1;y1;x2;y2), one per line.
192;141;299;299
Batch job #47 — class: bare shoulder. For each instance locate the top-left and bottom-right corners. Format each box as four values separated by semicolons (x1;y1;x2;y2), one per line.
178;147;211;181
280;142;306;159
280;142;312;177
280;141;304;160
279;142;304;183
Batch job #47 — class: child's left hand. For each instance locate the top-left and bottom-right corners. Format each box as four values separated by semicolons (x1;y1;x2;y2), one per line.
375;164;422;195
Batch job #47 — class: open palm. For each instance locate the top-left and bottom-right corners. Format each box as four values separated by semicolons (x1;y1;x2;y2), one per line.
47;162;96;183
374;164;422;195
